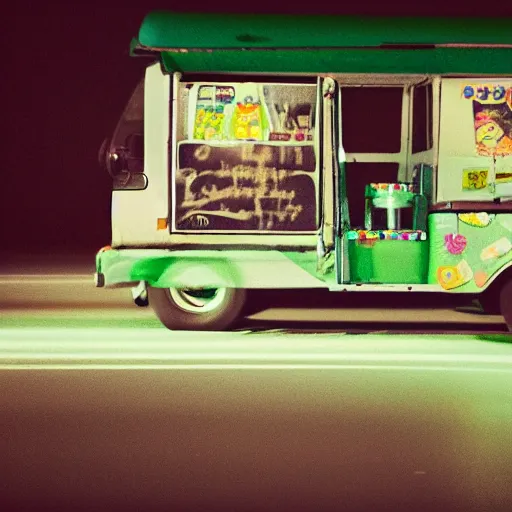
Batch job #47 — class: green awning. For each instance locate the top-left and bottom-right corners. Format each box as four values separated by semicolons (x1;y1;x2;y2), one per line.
138;11;511;49
133;11;512;75
159;48;512;75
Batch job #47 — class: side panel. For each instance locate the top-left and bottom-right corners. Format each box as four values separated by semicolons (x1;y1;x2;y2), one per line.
111;63;171;246
437;78;512;203
97;249;326;289
111;71;322;249
174;142;317;231
428;212;512;292
172;80;319;234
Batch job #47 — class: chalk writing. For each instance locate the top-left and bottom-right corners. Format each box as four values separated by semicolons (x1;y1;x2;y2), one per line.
175;143;317;231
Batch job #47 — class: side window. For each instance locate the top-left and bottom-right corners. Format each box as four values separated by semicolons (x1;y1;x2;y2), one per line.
341;87;403;153
412;83;433;154
340;86;404;228
174;81;318;232
179;83;316;143
110;79;145;190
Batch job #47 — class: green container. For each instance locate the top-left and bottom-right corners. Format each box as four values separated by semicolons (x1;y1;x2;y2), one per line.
348;239;429;284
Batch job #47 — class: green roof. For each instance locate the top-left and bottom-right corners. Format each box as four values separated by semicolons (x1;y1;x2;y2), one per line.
134;11;512;74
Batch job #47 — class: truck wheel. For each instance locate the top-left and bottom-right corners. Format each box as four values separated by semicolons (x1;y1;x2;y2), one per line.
500;280;512;331
148;287;247;331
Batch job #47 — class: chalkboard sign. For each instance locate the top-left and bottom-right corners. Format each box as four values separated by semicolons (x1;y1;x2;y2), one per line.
175;142;317;231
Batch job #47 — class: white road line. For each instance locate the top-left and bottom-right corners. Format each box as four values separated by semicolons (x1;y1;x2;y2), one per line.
1;352;512;363
0;275;92;283
1;364;512;372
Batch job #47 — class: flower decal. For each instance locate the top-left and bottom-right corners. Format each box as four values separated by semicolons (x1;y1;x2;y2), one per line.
444;233;467;255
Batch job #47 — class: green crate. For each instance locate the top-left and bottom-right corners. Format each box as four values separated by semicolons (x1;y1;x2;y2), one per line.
348;239;429;284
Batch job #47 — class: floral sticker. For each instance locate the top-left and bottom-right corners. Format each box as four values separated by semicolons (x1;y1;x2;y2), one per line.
444;233;467;255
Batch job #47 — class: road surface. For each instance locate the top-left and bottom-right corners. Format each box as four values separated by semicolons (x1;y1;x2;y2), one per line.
1;263;511;510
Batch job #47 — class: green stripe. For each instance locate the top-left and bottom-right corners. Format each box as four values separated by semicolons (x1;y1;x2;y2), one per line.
161;48;512;75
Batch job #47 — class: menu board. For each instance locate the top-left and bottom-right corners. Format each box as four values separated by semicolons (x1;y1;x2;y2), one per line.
174;142;317;231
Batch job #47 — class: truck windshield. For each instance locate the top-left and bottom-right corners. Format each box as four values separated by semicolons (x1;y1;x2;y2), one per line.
110;79;144;172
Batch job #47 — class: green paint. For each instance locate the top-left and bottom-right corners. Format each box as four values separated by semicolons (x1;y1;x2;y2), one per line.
138;12;510;50
135;12;511;75
428;213;512;292
348;239;429;284
0;316;163;329
98;248;322;289
282;250;337;285
159;48;512;75
96;213;511;291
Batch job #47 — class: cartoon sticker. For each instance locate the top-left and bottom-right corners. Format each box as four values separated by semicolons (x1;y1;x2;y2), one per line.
444;233;467;255
437;260;473;290
233;98;265;140
473;111;512;156
193;86;236;141
463;85;512;156
462;169;488;191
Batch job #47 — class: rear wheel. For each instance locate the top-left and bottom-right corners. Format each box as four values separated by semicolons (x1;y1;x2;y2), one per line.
148;287;247;331
500;280;512;331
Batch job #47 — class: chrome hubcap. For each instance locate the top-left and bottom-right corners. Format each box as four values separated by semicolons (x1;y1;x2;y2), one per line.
169;288;226;314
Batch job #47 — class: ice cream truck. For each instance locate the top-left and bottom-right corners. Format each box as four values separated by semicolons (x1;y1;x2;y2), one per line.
95;11;512;331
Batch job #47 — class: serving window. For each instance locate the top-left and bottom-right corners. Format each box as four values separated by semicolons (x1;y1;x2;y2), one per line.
173;81;318;232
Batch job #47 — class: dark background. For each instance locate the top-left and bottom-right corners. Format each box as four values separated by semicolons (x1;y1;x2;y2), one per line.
2;3;512;261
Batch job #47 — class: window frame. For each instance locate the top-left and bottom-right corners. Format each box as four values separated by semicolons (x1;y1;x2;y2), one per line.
170;75;322;234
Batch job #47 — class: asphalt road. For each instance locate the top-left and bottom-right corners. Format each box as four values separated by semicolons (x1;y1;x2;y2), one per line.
0;271;508;333
1;331;512;511
1;262;511;510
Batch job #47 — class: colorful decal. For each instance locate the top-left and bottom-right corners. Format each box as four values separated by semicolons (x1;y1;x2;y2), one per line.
428;213;512;292
461;168;488;191
175;142;316;231
365;184;415;229
346;229;427;241
474;270;489;288
480;237;512;261
193;86;235;141
232;96;266;141
463;84;512;156
269;102;313;142
444;233;467;255
368;183;413;193
437;260;473;290
458;212;493;228
496;171;512;184
462;84;508;105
